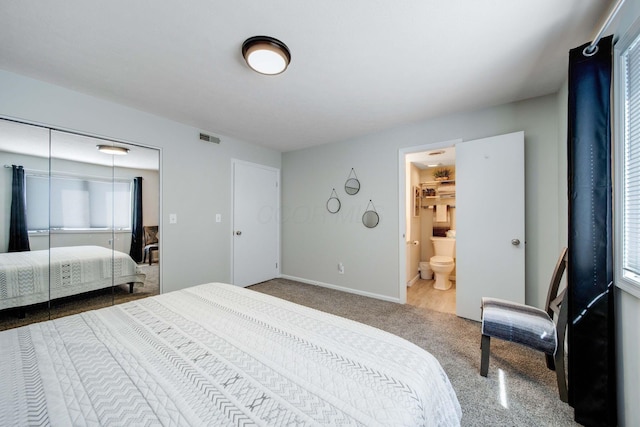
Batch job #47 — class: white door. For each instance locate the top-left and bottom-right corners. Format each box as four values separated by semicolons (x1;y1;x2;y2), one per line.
232;160;279;287
455;131;525;320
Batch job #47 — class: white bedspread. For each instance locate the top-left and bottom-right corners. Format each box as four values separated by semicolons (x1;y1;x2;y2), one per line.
0;245;144;310
0;282;462;426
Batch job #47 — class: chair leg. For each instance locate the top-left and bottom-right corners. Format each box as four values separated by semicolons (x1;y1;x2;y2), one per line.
554;350;568;402
545;354;555;371
480;335;490;377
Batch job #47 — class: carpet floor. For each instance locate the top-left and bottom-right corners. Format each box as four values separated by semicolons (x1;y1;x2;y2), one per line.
250;278;581;427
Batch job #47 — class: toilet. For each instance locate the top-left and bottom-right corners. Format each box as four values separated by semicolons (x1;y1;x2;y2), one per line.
430;236;456;290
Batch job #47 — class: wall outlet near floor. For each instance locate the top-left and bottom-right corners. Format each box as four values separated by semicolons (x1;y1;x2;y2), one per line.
338;262;344;274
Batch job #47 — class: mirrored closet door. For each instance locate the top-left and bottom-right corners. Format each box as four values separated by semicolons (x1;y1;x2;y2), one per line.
0;118;160;330
0;119;51;328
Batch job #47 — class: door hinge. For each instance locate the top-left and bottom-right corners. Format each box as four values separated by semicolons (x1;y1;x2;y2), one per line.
276;262;278;269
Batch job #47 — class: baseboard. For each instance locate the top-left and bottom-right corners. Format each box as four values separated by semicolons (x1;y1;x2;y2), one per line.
279;274;400;303
407;274;420;287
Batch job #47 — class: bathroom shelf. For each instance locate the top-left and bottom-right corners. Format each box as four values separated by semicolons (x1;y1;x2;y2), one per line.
420;180;455;204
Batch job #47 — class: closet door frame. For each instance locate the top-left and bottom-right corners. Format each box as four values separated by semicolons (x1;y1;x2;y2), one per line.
0;116;161;325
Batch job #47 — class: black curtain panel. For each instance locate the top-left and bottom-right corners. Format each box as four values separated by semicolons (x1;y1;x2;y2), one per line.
8;165;30;252
129;177;143;263
567;35;616;427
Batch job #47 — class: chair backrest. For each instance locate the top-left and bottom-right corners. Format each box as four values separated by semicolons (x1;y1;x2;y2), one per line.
544;247;568;320
143;225;159;245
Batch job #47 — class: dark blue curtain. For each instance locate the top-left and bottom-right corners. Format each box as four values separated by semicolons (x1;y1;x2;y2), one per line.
567;35;616;427
129;177;143;262
8;165;30;252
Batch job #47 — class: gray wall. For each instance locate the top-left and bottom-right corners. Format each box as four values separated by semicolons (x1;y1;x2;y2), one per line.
282;93;563;309
0;69;281;293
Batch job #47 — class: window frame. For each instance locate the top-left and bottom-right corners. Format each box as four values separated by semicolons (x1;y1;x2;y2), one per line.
26;171;133;233
614;16;640;299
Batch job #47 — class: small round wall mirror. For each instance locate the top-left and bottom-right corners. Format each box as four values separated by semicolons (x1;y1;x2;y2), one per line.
345;178;360;195
362;200;379;228
326;188;341;214
362;210;379;228
345;168;360;195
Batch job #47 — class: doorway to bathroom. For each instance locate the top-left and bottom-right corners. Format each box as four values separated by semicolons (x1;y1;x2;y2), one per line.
399;132;526;321
404;145;457;314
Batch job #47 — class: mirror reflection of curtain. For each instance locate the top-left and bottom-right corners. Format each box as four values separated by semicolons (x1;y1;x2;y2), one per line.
1;119;160;331
8;165;30;252
129;176;143;262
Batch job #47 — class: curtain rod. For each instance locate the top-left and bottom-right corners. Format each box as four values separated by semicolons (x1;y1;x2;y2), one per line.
3;165;134;182
3;164;48;175
584;0;625;56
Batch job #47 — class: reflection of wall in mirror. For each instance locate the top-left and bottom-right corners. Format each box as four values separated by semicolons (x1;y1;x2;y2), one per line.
0;151;159;253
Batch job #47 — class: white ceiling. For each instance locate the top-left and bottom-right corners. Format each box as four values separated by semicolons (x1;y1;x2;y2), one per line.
0;0;614;153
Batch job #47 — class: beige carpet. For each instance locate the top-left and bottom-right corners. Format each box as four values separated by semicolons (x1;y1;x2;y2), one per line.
250;278;581;427
0;262;159;331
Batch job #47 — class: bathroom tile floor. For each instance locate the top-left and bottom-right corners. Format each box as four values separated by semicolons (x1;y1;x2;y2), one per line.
407;279;456;314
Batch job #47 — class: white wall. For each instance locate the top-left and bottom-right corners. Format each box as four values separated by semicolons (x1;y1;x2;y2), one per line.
0;70;281;293
282;93;562;307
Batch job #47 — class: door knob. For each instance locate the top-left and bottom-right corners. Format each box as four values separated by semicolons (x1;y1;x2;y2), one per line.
511;239;521;246
235;231;242;236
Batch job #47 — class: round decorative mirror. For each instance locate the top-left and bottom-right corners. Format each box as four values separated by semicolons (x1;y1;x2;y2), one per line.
345;168;360;195
362;200;379;228
326;188;341;214
362;210;379;228
345;178;360;195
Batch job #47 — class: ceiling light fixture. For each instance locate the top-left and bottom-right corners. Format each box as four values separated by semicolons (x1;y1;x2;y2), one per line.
96;145;129;155
242;36;291;75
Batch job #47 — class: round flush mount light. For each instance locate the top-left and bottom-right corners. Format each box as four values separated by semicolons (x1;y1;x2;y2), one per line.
242;36;291;75
97;145;129;155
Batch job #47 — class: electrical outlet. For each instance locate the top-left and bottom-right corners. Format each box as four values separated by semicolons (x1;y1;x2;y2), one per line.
338;262;344;274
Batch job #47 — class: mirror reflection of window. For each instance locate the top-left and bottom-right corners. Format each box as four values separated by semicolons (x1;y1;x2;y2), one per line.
27;175;133;231
0;118;160;331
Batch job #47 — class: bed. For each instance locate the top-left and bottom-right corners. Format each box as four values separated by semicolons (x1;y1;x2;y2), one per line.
0;245;146;311
0;282;462;426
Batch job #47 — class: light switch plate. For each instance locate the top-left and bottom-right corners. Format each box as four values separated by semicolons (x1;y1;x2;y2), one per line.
169;213;177;224
215;214;221;223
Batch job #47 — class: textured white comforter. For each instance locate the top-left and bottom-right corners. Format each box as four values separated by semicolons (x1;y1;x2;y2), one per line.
0;245;145;310
0;282;462;426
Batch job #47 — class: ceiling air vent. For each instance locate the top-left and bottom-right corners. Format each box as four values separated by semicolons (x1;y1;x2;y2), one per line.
199;133;221;144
